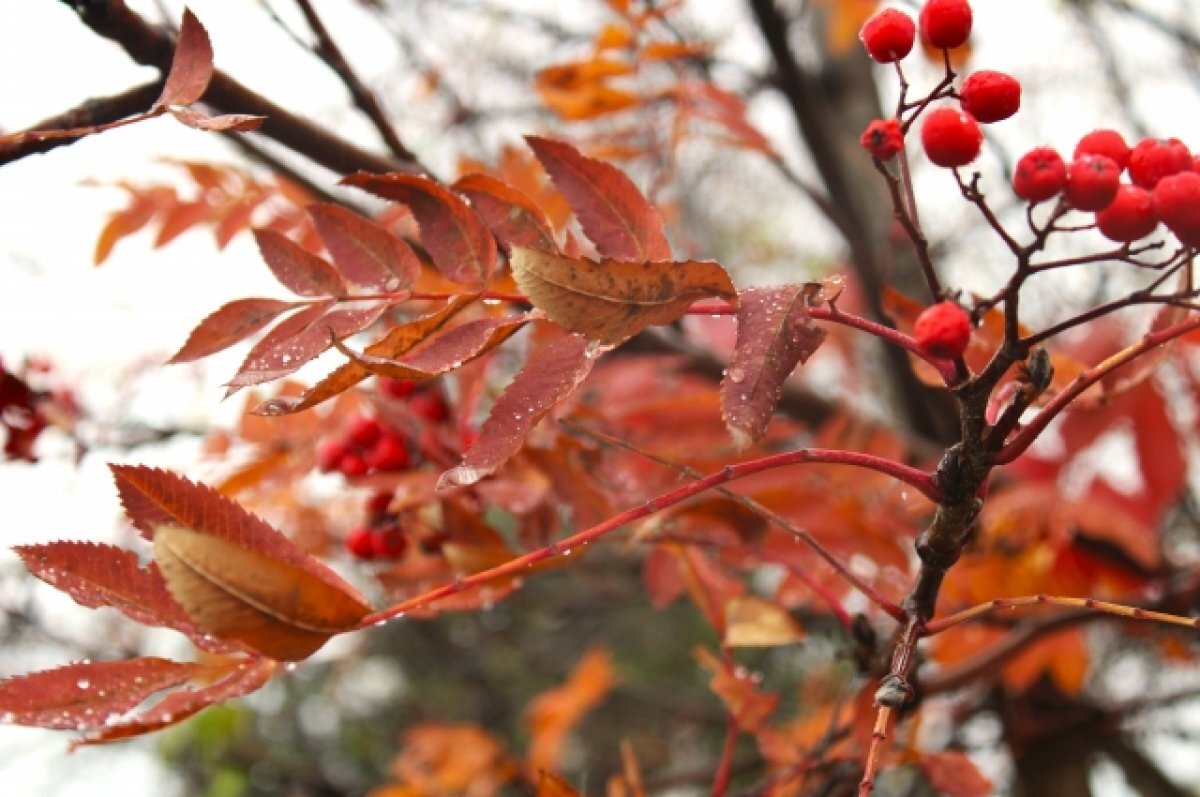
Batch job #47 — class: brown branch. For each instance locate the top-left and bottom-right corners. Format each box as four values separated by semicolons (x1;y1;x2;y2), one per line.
60;0;420;178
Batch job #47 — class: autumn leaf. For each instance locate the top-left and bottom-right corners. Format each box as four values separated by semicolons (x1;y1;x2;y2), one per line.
382;724;517;796
78;658;277;746
154;9;214;108
536;772;584;797
526;136;672;261
255;295;475;414
454;173;558;251
723;596;806;647
168;108;265;131
308;202;421;290
169;297;300;363
695;647;779;732
15;541;236;653
342;173;496;287
154;524;371;661
0;658;213;731
511;246;735;346
335;315;529;381
440;331;594;487
254;229;348;297
722;284;828;449
526;648;617;773
919;751;993;797
224;299;336;394
535;60;640;121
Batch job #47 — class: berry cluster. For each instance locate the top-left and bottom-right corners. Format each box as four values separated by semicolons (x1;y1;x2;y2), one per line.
316;413;410;478
1013;131;1200;245
858;0;1022;168
344;490;407;561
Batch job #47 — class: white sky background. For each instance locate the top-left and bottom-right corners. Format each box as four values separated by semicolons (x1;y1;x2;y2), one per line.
4;0;1200;795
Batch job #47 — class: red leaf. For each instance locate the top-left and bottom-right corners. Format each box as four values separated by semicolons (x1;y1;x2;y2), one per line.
254;229;348;297
308;202;421;290
336;315;528;379
169;298;299;364
342;173;496;287
153;200;211;247
77;658;277;745
225;301;386;389
155;9;214;107
0;658;211;731
110;464;369;606
722;284;827;448
169;108;265;131
255;295;475;415
525;136;671;262
440;331;594;487
920;751;993;797
94;189;171;265
225;300;335;395
14;542;235;653
453;173;557;251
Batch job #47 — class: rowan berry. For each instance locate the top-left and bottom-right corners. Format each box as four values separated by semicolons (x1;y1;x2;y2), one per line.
345;526;376;560
960;70;1021;123
346;414;383;448
366;433;410;471
919;0;973;50
1095;185;1157;242
1064;155;1120;211
860;118;904;161
914;301;971;359
339;452;369;478
1012;147;1066;203
920;107;982;168
859;8;916;63
380;378;416;399
410;391;449;424
1128;138;1192;189
371;527;407;560
1074;129;1130;171
1152;171;1200;246
316;438;350;473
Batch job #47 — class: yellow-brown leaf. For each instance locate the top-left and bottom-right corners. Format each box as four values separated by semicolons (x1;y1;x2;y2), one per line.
723;596;806;647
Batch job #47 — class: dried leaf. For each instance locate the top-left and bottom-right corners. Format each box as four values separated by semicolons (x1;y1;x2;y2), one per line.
527;648;617;773
454;173;557;251
154;524;370;660
254;229;348;297
535;61;640;121
919;751;993;797
695;647;778;731
387;724;517;795
526;136;671;261
440;332;594;487
110;464;368;604
342;173;496;287
308;202;421;290
511;246;734;346
225;301;386;388
14;542;234;653
155;9;213;107
0;658;210;730
255;295;475;414
168;108;265;131
94;189;168;265
78;658;276;745
336;315;528;380
722;284;827;449
169;298;299;363
723;596;805;647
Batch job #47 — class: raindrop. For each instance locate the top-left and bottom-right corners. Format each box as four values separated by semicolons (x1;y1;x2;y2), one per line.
76;679;90;690
728;368;745;383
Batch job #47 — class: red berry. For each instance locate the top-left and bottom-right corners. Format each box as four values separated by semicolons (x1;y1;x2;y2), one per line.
914;302;972;359
860;118;904;161
1012;147;1066;203
1152;171;1200;246
410;391;449;424
859;8;916;63
346;415;384;449
365;433;410;471
919;0;973;50
920;107;982;168
339;452;369;478
366;490;393;516
380;378;416;399
371;527;407;560
345;526;376;560
1128;138;1192;189
1095;185;1157;242
316;438;350;473
1064;155;1120;211
959;70;1021;123
1074;129;1130;171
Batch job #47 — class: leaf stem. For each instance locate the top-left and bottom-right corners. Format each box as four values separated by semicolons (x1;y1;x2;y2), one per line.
923;594;1200;635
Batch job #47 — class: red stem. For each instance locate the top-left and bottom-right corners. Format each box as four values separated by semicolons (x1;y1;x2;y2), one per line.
356;447;939;626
